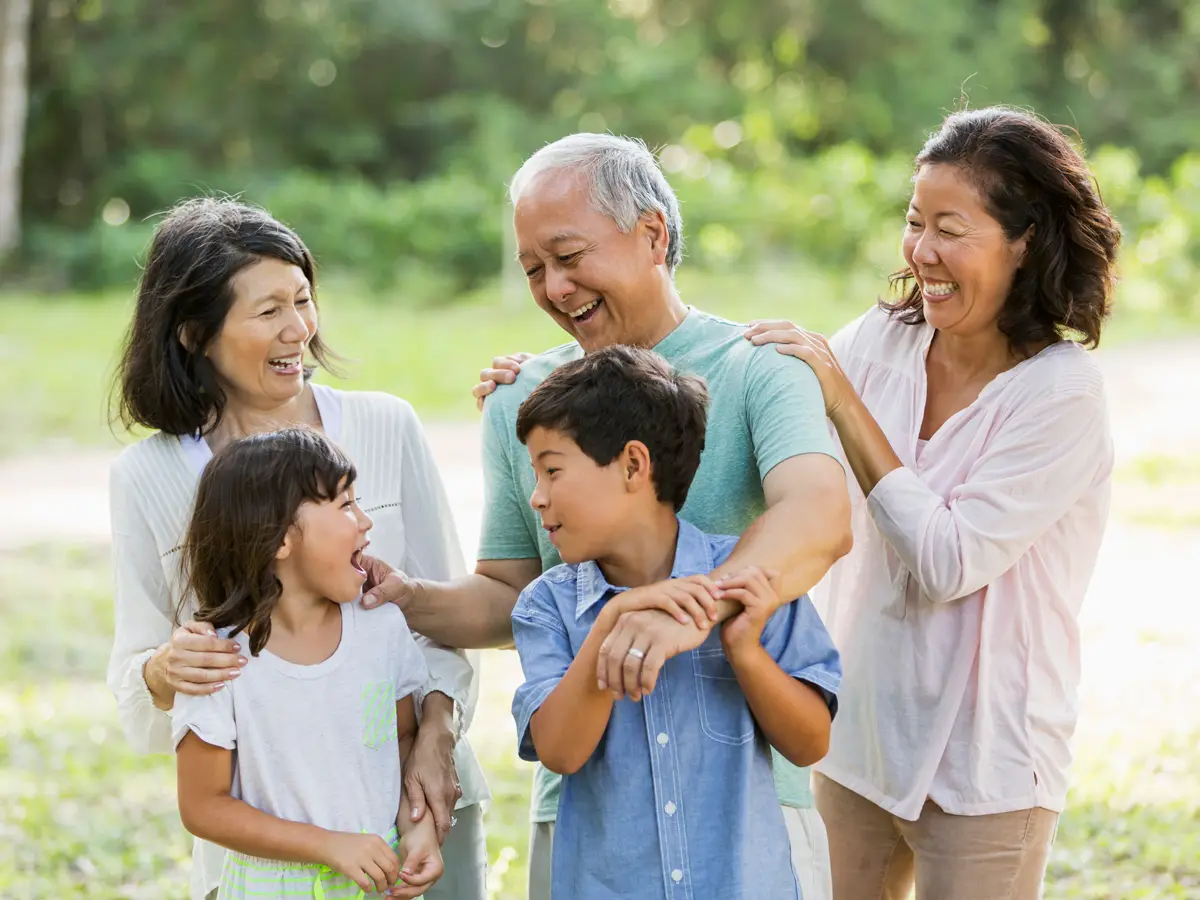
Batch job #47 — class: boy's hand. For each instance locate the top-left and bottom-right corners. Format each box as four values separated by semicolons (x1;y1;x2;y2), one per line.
718;567;780;663
320;831;401;896
612;575;721;631
598;609;709;700
389;815;444;898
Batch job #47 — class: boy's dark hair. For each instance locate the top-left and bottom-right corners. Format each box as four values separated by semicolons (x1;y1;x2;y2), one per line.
515;346;708;511
181;427;356;655
114;197;340;438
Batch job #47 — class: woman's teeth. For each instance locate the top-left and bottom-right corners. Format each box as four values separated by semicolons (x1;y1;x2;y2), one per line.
268;356;301;371
568;300;601;319
924;281;958;297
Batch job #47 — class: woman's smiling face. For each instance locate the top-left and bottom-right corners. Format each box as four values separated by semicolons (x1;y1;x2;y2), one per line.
901;163;1030;337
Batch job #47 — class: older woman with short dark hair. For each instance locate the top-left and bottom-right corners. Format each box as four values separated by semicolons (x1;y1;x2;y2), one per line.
744;107;1121;898
106;198;490;900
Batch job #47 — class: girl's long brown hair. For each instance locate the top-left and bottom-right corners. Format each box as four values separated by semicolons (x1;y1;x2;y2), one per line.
181;427;356;655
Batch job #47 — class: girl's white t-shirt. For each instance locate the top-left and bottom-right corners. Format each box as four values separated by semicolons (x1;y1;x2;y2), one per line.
172;600;428;839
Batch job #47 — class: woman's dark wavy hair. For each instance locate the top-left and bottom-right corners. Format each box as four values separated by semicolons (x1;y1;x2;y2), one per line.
113;197;339;437
886;106;1121;350
181;427;356;655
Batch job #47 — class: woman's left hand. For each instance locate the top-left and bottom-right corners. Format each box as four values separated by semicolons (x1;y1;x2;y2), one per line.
744;320;852;417
403;707;462;845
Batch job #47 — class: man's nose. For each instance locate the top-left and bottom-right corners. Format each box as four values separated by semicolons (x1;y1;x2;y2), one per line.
545;267;576;305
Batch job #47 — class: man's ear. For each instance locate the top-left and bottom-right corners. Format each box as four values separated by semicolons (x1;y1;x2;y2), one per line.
640;210;670;267
622;440;654;492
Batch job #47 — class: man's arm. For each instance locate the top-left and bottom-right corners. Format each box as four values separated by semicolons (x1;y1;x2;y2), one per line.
710;452;852;614
363;557;542;649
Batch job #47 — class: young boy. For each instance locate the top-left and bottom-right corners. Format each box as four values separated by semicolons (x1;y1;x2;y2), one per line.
510;346;841;900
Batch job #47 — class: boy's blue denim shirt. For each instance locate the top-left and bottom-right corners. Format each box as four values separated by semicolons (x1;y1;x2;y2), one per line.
511;518;842;900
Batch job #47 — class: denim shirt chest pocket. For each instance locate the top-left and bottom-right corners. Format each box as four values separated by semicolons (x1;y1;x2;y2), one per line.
690;633;756;745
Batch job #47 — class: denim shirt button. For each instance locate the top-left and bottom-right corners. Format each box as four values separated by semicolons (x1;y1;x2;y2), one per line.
664;801;677;815
656;732;669;746
671;869;683;883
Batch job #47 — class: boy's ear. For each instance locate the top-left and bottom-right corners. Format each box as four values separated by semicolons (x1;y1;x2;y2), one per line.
622;440;654;492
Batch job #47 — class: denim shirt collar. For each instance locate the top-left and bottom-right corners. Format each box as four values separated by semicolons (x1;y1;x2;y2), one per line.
573;518;715;621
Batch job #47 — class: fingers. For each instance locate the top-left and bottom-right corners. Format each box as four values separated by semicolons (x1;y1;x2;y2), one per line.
471;381;496;412
743;319;797;337
598;619;635;696
638;642;669;696
747;327;816;349
362;858;392;895
174;625;241;657
377;842;401;887
622;633;653;702
169;666;241;695
361;571;407;611
404;772;428;824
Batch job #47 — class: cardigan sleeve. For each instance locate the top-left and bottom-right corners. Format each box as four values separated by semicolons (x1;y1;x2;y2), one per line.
105;453;177;755
394;400;480;735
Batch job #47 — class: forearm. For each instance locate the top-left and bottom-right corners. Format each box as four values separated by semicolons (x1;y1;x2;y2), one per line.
729;646;831;767
710;490;850;611
405;573;520;649
830;392;903;497
417;691;456;749
181;793;333;864
529;612;618;775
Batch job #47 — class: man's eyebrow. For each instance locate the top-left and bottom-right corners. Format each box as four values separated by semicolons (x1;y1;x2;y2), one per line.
535;449;565;461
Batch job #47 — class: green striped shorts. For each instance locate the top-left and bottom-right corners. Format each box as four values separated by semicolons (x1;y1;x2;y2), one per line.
217;827;400;899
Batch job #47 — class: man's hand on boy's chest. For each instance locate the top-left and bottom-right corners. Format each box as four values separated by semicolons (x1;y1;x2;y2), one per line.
585;603;712;701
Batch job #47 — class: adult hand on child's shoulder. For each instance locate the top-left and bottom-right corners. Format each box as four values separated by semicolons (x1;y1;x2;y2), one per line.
360;555;416;611
321;831;401;896
717;567;780;663
597;607;710;701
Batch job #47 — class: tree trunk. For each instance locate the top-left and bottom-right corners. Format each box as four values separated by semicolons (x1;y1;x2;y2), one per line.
0;0;32;256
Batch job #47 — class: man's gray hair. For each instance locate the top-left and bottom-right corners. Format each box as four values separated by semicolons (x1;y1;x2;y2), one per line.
508;133;685;272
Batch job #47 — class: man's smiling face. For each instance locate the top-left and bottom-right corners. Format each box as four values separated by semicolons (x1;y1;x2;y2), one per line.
514;169;668;352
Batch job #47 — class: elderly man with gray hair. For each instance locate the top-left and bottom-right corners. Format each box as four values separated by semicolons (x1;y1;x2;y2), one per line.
363;133;851;899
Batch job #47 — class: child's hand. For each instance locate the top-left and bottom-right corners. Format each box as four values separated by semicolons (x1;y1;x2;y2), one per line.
321;831;401;895
597;609;711;700
718;567;780;662
389;815;444;898
610;575;721;631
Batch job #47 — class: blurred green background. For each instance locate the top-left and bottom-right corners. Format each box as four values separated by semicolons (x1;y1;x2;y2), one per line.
0;1;1198;898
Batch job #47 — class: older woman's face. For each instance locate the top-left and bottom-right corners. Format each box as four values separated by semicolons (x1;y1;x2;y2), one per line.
205;257;317;408
901;164;1029;337
514;169;669;352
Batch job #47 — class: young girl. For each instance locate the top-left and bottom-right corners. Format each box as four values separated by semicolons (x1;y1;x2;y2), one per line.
172;427;442;899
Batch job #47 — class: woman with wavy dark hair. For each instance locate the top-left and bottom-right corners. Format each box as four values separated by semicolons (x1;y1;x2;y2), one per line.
106;198;490;900
738;107;1121;898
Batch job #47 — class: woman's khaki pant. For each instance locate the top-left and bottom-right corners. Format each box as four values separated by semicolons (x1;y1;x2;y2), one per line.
813;772;1058;900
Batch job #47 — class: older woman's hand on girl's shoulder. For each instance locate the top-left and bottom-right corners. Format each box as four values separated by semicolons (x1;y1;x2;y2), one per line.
744;320;852;417
146;620;246;707
472;352;534;411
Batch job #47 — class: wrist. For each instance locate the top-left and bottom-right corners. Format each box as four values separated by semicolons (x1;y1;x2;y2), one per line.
723;635;768;669
144;645;173;710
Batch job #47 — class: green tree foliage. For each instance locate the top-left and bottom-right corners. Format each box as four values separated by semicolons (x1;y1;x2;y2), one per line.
13;0;1200;300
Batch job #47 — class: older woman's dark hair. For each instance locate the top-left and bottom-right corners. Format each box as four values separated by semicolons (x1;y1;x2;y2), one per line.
182;427;356;655
114;197;338;436
888;107;1121;350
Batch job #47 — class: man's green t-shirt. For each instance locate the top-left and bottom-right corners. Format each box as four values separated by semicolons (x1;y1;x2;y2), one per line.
479;308;839;823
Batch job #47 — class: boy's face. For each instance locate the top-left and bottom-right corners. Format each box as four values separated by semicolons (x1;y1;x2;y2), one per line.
525;426;634;565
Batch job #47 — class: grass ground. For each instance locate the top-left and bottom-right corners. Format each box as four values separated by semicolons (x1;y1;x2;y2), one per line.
2;274;1198;898
2;265;1195;456
1;541;1197;899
